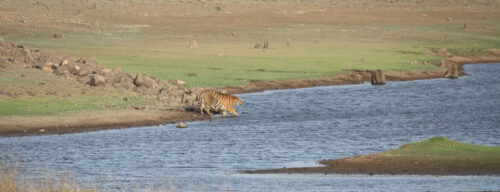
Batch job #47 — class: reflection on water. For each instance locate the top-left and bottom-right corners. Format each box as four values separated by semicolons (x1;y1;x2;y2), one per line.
1;64;500;191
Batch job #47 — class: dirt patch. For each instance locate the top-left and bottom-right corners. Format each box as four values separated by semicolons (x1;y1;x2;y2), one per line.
243;153;500;175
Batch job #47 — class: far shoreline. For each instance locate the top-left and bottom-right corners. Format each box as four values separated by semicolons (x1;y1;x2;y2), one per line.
242;137;500;176
1;53;500;137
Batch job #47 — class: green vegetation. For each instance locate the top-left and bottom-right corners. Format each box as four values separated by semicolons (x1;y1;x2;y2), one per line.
13;34;493;88
1;0;500;115
0;65;153;116
0;95;152;116
384;137;500;161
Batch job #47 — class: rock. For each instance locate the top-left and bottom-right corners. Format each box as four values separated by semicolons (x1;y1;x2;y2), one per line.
134;74;157;88
446;17;452;21
176;80;186;86
254;43;262;48
22;49;34;63
101;68;112;74
41;65;53;73
219;89;228;94
77;76;91;84
54;68;70;76
39;129;45;132
76;58;86;63
60;59;69;66
90;74;106;86
371;69;386;85
176;122;187;128
68;64;80;74
444;62;459;78
53;33;63;39
75;66;91;76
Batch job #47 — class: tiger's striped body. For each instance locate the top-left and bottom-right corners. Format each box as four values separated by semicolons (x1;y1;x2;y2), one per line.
199;90;243;117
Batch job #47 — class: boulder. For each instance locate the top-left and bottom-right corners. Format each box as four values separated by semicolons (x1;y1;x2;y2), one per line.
176;122;187;128
444;62;459;78
68;64;81;74
176;80;186;86
134;74;157;88
53;33;63;39
60;59;69;66
91;74;106;86
371;69;386;85
254;43;262;48
22;49;34;63
41;65;53;73
75;66;91;76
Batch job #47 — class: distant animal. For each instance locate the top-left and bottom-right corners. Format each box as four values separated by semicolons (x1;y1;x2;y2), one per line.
198;90;243;117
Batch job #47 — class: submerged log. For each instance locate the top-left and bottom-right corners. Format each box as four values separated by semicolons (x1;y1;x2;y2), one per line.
371;69;386;85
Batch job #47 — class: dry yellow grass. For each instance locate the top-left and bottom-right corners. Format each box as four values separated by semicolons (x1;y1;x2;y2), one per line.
0;161;97;192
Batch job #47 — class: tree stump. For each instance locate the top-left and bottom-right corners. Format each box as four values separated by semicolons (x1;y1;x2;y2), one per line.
371;69;386;85
444;62;459;78
263;41;269;49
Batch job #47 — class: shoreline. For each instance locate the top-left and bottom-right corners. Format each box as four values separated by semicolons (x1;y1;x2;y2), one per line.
1;53;500;137
243;138;500;175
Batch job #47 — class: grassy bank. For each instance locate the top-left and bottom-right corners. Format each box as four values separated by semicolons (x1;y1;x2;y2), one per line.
246;137;500;174
384;137;500;159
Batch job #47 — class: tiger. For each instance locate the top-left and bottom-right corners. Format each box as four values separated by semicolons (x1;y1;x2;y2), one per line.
198;90;243;117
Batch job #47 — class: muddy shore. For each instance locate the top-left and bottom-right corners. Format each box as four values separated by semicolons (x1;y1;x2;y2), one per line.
243;153;500;175
1;53;500;137
0;109;211;137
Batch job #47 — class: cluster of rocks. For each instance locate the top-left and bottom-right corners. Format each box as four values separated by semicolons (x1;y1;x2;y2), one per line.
0;39;198;108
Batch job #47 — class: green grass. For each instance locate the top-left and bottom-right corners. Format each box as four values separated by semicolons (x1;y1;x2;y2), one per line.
0;95;153;116
384;137;500;160
12;35;452;88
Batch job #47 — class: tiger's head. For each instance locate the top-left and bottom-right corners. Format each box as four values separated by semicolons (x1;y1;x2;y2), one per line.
234;96;244;106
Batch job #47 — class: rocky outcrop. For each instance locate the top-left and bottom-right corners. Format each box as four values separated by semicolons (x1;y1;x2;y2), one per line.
0;40;198;109
370;69;386;85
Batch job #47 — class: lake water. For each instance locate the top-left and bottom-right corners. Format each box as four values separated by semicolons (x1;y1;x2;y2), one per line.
1;64;500;191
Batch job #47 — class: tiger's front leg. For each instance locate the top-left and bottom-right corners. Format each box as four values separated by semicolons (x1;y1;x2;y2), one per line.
200;102;213;116
228;108;240;116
